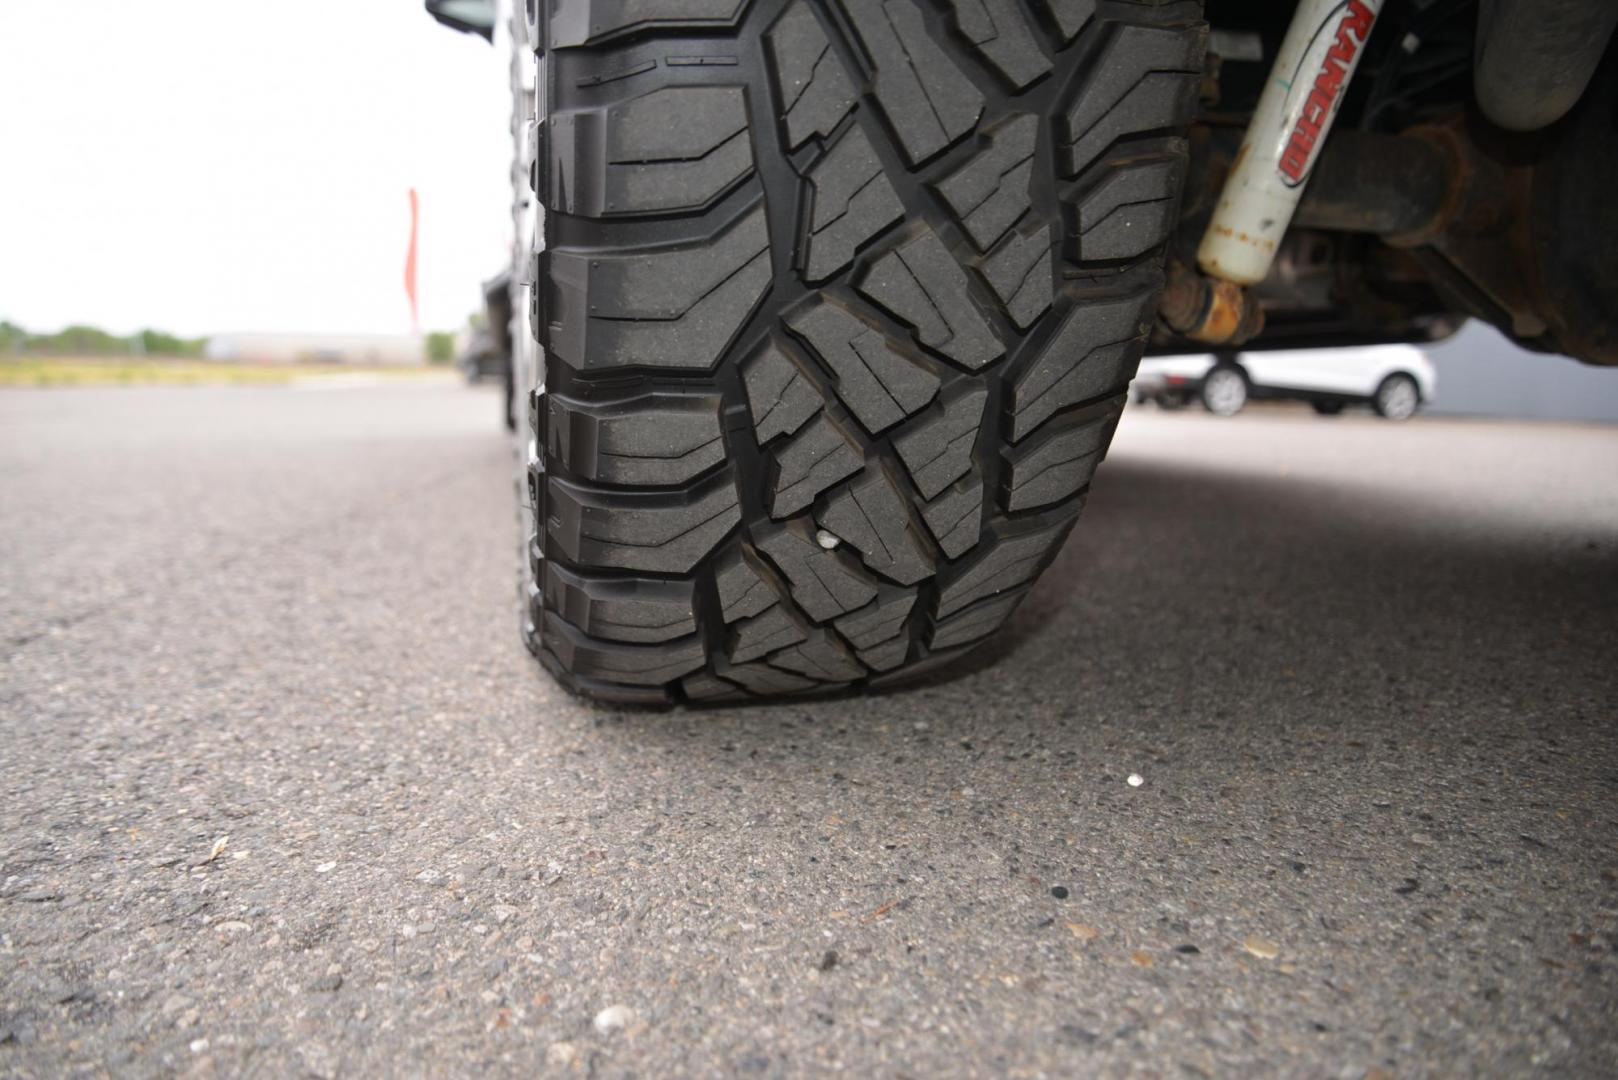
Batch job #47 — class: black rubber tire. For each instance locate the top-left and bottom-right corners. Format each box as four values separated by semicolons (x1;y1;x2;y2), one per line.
1311;400;1344;416
524;0;1207;703
1199;363;1247;417
1372;372;1420;421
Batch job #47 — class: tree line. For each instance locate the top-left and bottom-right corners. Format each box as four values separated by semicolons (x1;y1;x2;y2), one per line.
1;320;208;358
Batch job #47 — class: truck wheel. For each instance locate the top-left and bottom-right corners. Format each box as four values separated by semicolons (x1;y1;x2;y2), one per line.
524;0;1207;702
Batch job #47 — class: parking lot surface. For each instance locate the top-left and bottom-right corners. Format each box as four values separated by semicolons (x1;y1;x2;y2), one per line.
3;384;1615;1076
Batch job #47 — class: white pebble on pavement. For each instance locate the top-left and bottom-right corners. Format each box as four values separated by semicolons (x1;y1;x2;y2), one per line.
594;1004;637;1036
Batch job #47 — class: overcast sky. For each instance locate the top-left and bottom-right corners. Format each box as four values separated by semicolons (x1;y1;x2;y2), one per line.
0;0;513;337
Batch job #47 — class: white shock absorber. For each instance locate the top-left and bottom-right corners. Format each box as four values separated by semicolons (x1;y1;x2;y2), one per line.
1199;0;1383;286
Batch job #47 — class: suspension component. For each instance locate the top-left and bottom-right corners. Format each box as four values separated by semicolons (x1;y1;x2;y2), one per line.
1197;0;1384;286
1159;261;1265;346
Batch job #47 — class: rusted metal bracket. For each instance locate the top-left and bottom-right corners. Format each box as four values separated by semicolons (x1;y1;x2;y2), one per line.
1159;261;1265;346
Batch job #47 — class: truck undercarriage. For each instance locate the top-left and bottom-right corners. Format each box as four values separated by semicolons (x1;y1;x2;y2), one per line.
1160;0;1618;366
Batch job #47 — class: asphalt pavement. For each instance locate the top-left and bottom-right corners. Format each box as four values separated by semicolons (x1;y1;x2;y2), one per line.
2;382;1616;1077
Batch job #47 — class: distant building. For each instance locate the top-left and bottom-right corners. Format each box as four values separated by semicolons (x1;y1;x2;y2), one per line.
205;332;426;365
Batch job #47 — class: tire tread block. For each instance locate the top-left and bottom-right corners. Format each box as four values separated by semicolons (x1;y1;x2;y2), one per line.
935;115;1038;252
840;0;985;164
859;230;1004;370
893;386;988;499
1042;0;1096;43
755;521;880;621
1057;22;1205;178
930;590;1024;650
866;643;970;689
936;519;1070;617
542;612;707;686
550;85;753;216
1008;289;1153;440
547;391;724;485
1002;410;1117;511
683;671;750;702
549;0;751;48
545;563;698;643
730;603;809;663
921;478;984;558
715;547;779;620
804;126;906;282
946;0;1053;88
1070;151;1185;262
818;468;934;585
981;225;1054;329
547;472;741;573
771;413;864;517
769;1;859;148
744;340;825;444
834;591;917;649
718;661;824;696
856;636;911;672
788;302;940;434
768;630;866;681
836;591;917;672
548;205;771;372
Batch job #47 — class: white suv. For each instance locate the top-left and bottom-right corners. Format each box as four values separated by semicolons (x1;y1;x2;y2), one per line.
1134;345;1438;420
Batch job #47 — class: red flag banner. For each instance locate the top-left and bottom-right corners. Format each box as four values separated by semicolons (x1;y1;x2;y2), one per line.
405;188;420;333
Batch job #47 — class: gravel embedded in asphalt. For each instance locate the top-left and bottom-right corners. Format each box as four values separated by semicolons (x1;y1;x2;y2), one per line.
2;384;1616;1076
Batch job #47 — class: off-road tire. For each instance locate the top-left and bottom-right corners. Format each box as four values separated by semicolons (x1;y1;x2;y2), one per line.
522;0;1207;703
